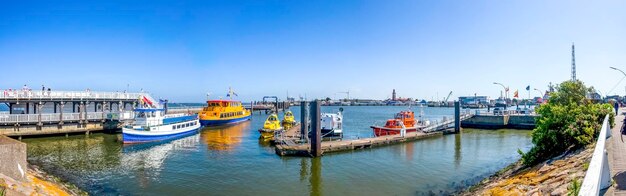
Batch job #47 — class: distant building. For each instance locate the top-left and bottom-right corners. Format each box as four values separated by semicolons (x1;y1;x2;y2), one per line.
605;95;623;103
392;89;396;101
459;96;489;106
587;92;601;102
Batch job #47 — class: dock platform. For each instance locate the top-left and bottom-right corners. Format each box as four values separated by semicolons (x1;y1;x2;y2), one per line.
271;113;472;157
275;131;443;156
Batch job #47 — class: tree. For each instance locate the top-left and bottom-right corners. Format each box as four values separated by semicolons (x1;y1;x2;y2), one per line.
520;80;614;165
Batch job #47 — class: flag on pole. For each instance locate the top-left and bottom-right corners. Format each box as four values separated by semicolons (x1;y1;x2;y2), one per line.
514;90;519;98
526;85;530;91
227;87;238;97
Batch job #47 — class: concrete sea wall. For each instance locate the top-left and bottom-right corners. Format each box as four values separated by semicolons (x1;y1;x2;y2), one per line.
462;115;537;130
0;135;27;182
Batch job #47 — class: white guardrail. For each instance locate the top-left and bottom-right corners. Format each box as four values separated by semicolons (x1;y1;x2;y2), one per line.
580;114;611;195
0;90;149;100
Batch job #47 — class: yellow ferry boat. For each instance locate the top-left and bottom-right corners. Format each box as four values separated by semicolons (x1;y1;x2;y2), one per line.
199;100;251;126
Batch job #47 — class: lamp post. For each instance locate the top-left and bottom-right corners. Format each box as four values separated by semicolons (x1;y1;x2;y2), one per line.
610;66;626;96
533;88;544;100
493;82;508;110
531;88;543;107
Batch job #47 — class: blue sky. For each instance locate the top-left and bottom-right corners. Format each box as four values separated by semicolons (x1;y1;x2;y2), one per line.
1;0;625;102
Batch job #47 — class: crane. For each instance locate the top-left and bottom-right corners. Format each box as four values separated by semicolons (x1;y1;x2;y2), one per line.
443;91;453;103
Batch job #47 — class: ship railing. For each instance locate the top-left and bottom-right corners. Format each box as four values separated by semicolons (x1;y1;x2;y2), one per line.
0;112;121;123
0;90;151;101
106;111;135;121
579;114;611;195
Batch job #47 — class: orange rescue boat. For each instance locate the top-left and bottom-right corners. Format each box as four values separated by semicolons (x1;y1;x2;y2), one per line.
370;110;424;137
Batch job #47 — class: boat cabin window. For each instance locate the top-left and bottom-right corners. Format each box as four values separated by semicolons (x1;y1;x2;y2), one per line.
222;102;229;107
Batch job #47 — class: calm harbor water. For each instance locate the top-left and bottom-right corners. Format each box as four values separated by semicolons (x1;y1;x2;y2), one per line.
22;106;532;195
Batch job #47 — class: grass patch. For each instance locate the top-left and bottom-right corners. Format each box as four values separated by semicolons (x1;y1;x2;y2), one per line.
568;178;581;196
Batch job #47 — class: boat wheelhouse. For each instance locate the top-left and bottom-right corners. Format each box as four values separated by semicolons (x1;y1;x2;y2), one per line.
199;100;251;126
371;110;426;137
122;108;201;144
320;111;343;138
281;110;296;130
258;113;282;139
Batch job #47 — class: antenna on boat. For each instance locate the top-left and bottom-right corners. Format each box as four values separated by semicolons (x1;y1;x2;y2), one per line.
227;87;238;100
419;104;425;123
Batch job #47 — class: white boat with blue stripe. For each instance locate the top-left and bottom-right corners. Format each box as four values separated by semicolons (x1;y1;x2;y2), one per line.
122;108;201;144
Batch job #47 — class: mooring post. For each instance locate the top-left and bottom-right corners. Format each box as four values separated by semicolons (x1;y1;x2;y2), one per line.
310;100;321;157
300;101;309;143
454;101;460;132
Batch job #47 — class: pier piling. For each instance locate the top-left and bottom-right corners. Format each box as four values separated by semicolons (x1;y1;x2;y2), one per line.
310;100;322;157
300;101;309;143
454;101;460;133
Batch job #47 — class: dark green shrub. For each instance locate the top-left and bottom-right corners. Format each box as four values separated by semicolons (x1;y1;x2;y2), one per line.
520;80;614;165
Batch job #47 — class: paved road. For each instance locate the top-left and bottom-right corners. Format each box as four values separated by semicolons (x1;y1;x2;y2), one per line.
607;107;626;195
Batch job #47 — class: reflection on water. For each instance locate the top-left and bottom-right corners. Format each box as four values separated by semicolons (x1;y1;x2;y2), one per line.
122;134;200;189
455;132;461;168
26;134;121;172
310;157;322;196
20;107;533;195
123;134;200;170
200;121;250;151
25;133;201;195
298;157;323;196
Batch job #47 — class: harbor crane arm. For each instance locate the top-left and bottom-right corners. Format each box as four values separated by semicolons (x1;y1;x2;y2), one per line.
444;91;453;102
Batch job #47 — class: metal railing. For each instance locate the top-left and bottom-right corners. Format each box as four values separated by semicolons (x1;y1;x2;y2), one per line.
0;90;152;101
0;112;111;123
422;113;473;132
474;110;536;116
580;114;611;195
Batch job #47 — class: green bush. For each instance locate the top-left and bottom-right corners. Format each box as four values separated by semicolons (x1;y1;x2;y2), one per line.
520;80;614;165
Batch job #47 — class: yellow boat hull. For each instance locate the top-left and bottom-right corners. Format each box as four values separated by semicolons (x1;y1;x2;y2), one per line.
258;129;281;139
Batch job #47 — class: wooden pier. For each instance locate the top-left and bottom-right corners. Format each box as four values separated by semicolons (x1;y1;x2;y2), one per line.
272;116;470;157
271;100;471;157
274;130;443;156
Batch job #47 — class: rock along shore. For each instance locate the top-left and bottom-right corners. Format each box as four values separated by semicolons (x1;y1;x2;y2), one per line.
460;145;592;196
